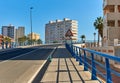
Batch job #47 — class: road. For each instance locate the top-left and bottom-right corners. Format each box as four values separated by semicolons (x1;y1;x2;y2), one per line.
0;45;57;83
0;48;35;61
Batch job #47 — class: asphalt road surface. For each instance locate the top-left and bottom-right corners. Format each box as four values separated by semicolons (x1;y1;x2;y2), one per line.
0;45;56;83
0;48;35;61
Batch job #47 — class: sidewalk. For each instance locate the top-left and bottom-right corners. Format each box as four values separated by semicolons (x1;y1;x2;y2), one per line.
40;46;99;83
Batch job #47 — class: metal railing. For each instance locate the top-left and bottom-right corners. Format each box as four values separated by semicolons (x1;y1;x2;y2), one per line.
66;43;120;83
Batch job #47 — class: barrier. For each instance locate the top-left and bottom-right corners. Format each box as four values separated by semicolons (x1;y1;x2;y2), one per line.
66;43;120;83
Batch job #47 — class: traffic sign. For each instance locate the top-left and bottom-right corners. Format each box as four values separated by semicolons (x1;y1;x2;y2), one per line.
65;29;73;37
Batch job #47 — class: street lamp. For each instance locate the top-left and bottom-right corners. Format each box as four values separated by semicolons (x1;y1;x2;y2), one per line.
30;7;33;45
93;32;96;47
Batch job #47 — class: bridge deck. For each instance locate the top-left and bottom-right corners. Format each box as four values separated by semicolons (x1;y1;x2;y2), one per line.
40;46;99;83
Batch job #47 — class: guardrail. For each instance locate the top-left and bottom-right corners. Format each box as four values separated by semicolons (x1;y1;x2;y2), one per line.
66;43;120;83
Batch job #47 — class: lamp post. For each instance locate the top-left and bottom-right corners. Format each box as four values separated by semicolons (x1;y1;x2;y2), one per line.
30;7;33;45
93;32;96;47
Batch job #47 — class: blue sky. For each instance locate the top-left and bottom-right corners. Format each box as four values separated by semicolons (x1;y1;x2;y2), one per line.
0;0;103;42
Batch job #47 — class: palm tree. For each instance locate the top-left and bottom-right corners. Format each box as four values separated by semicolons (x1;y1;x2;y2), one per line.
3;37;11;48
94;17;103;47
18;36;27;46
4;37;11;43
80;35;86;43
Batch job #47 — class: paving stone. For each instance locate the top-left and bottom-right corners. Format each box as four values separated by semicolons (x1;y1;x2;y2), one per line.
40;46;100;83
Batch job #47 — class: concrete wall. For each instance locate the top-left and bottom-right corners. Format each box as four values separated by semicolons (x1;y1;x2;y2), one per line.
89;46;115;64
75;44;120;68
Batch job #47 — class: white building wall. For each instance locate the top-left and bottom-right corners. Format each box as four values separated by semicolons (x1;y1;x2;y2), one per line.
45;18;78;44
103;0;120;46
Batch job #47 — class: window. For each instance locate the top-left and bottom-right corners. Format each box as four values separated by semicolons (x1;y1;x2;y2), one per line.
118;5;120;12
118;20;120;27
109;5;114;12
104;5;115;15
107;20;115;27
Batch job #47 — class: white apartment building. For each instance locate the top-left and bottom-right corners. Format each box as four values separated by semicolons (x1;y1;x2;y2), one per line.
45;18;78;44
103;0;120;46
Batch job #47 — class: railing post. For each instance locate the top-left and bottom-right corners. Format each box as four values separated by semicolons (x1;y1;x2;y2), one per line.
73;46;76;58
91;53;97;80
105;58;112;83
71;46;74;57
69;44;72;54
71;44;73;51
83;50;88;71
79;48;82;65
75;47;77;58
76;47;79;61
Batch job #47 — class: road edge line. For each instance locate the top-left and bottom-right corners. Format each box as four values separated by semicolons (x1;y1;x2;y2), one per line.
28;47;57;83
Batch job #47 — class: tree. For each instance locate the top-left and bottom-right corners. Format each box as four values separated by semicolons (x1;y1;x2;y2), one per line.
93;17;103;46
80;35;86;43
32;39;36;45
27;39;32;45
3;37;11;48
18;36;27;46
4;37;11;43
53;41;58;43
37;39;42;44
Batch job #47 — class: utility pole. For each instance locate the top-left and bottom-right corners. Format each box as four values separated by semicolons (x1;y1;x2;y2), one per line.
94;32;96;47
30;7;33;45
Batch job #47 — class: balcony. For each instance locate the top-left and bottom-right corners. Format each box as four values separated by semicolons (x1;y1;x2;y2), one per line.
104;5;115;15
103;0;120;9
104;13;120;20
71;28;77;30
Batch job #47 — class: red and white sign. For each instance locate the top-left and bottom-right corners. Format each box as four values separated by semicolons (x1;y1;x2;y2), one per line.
65;29;73;37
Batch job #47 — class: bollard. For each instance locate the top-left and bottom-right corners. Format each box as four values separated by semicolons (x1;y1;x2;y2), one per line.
48;55;52;62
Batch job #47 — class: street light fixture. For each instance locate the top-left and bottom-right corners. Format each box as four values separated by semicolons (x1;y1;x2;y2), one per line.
30;7;33;45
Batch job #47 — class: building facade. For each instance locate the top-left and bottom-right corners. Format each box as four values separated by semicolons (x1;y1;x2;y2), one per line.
15;26;25;41
103;0;120;46
28;32;40;40
17;26;25;38
15;26;25;45
45;18;78;44
2;25;15;40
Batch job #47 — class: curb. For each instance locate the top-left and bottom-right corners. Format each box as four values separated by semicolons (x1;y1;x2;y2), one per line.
28;47;57;83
